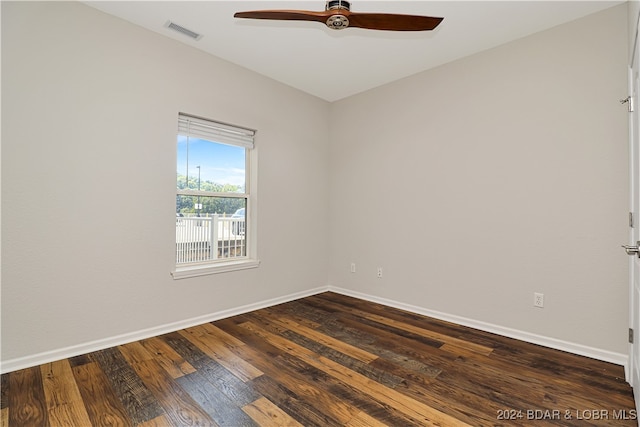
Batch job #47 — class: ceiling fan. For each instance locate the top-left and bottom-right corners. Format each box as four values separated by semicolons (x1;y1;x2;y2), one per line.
234;0;443;32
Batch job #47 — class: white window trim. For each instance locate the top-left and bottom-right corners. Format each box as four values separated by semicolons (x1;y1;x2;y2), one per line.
172;113;259;279
172;259;261;279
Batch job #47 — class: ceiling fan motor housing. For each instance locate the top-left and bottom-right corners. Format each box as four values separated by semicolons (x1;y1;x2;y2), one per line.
326;15;349;29
325;0;350;29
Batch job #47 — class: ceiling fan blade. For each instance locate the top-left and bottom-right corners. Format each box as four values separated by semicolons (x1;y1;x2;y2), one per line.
345;13;443;31
234;10;330;24
234;6;444;32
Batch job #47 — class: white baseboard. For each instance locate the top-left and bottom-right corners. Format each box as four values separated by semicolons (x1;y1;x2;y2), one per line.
0;286;327;374
328;286;629;368
2;284;628;374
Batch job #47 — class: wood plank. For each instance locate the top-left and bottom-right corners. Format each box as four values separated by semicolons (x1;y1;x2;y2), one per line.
1;373;9;411
137;414;174;427
7;367;48;427
345;411;389;427
275;299;334;325
140;336;197;379
121;355;215;426
68;354;92;368
179;325;263;382
199;322;249;348
90;346;165;425
264;303;323;329
40;360;92;427
242;397;304;427
71;362;133;427
0;374;7;426
248;375;347;427
176;370;255;426
161;332;262;407
118;341;155;365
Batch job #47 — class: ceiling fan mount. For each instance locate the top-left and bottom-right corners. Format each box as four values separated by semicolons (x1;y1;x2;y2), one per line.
326;0;351;11
234;1;443;32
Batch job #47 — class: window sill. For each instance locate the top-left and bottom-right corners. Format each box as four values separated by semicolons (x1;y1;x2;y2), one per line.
171;259;260;280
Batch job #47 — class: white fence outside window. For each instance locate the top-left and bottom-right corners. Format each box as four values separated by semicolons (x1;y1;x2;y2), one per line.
176;214;245;264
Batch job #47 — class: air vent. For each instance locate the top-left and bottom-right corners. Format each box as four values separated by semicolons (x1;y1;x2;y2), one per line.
164;21;203;40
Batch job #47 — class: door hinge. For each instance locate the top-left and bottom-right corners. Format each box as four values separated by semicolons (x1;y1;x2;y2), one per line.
630;328;634;344
621;96;635;112
630;212;635;228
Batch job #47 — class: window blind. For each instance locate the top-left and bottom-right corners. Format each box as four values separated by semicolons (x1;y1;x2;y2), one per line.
178;113;255;149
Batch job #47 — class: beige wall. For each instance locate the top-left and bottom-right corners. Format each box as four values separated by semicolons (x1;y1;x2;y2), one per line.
1;1;330;363
328;4;629;355
630;1;640;63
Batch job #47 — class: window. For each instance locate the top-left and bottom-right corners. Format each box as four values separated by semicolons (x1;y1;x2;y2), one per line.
172;113;259;278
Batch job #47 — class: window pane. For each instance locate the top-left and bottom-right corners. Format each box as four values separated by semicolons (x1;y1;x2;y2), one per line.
176;196;246;264
177;136;246;193
176;195;245;217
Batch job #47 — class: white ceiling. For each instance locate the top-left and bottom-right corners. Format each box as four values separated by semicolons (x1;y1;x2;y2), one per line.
85;1;624;102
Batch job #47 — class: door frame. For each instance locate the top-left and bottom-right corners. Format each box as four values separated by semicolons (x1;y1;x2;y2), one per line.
628;4;640;401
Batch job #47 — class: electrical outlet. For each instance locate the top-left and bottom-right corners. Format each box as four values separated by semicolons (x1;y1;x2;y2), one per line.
534;292;544;308
350;263;356;273
377;267;383;278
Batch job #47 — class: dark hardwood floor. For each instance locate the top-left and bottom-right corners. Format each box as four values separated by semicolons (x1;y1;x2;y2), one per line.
1;292;636;426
